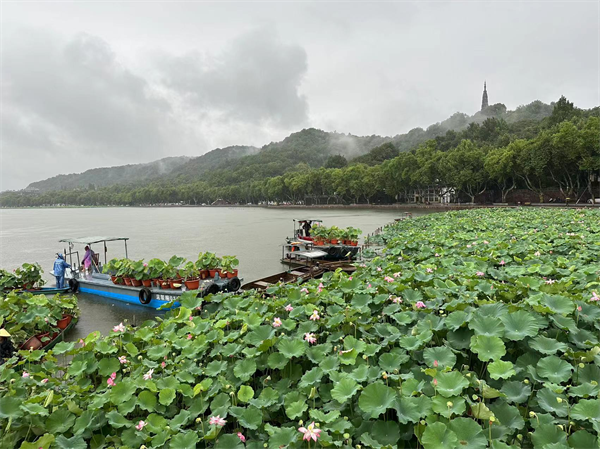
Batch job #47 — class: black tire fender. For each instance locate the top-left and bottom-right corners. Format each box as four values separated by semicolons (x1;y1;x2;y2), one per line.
199;282;219;297
139;287;152;305
227;277;241;292
68;279;79;293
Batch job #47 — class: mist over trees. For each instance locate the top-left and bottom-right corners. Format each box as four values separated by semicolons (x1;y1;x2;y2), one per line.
2;98;598;207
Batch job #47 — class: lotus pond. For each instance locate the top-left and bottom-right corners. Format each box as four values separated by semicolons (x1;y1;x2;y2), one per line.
1;208;599;449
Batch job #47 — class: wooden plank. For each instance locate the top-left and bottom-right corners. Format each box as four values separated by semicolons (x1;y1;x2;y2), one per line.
290;271;306;276
255;281;271;287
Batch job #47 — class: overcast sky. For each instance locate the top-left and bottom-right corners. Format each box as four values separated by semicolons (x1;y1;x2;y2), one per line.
1;1;598;190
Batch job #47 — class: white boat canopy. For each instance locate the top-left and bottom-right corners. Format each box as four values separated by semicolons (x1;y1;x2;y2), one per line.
59;237;129;245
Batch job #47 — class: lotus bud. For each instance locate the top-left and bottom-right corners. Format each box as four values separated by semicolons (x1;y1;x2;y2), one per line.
558;425;564;430
141;446;147;449
362;355;368;360
138;356;143;360
579;363;585;368
315;423;320;427
489;416;496;422
298;420;303;425
466;373;471;377
556;398;563;403
357;446;362;449
591;381;598;386
529;411;536;417
524;379;529;384
420;420;426;425
226;384;231;389
196;417;202;423
344;416;349;421
472;395;478;401
517;435;523;441
447;401;453;408
334;346;338;351
570;422;575;426
263;444;268;448
343;433;350;439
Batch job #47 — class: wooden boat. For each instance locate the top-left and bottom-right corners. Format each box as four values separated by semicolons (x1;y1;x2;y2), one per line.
241;265;325;291
24;286;71;294
59;237;239;309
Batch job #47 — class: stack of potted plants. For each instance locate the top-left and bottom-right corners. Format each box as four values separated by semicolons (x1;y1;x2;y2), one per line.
220;255;239;278
0;262;46;292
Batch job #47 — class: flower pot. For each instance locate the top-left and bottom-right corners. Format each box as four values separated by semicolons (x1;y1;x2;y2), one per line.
22;335;43;350
199;269;209;280
123;277;132;286
57;314;72;329
36;332;51;347
142;279;152;287
184;278;200;290
225;269;238;279
208;269;218;278
131;279;143;287
152;278;160;287
330;239;339;245
160;280;170;289
169;278;182;289
350;241;358;246
315;240;324;246
110;275;119;284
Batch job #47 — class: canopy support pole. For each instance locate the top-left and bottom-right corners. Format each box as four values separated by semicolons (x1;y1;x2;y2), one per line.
124;240;128;259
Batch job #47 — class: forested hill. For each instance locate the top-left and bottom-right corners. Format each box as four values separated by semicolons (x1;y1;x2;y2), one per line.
21;99;555;194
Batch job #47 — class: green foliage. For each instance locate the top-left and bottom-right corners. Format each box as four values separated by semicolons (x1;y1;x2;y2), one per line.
1;209;600;448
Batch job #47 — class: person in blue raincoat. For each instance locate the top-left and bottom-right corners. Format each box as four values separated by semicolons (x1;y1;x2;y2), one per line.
53;253;71;289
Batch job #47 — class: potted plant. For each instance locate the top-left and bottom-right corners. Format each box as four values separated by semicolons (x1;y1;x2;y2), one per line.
347;226;362;246
201;252;222;278
15;263;45;289
220;256;239;278
117;259;133;286
167;255;185;289
130;260;147;287
311;225;326;245
180;261;200;289
103;259;124;284
329;226;341;245
196;252;209;279
0;269;20;291
147;259;166;287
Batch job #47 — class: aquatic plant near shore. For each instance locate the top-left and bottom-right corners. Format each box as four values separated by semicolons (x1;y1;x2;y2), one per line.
1;208;599;448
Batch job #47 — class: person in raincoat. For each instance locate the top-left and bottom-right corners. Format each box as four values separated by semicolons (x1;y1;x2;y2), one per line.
81;245;94;274
53;253;71;289
0;329;15;364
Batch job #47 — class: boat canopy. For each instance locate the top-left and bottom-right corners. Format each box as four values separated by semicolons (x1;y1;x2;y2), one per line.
294;219;323;222
59;237;129;245
290;250;329;259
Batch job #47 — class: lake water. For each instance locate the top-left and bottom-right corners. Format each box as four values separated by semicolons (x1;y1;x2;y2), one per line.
0;206;434;339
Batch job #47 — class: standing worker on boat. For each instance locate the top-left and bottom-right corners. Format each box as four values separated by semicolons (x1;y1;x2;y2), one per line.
53;253;71;289
81;245;94;274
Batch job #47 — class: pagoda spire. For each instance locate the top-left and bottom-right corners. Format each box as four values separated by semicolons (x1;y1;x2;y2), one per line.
481;81;489;110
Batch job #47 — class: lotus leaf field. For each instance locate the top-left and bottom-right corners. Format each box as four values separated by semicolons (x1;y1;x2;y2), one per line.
1;208;600;449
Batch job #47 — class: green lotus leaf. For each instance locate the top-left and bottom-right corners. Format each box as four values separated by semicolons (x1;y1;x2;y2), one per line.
159;388;176;406
358;382;396;418
421;422;458;449
233;358;257;381
0;397;23;419
319;355;340;373
488;360;516;380
577;364;600;384
214;434;244;449
489;400;524;430
106;410;131;428
500;310;542;341
537;356;573;384
470;335;506;361
309;409;340;423
431;395;466;418
470;402;494;420
569;382;600;398
469;314;505;337
20;402;49;416
285;400;307;419
435;371;470;397
330;377;360;403
205;360;228;376
445;310;470;330
210;393;231;417
570;399;600;421
147;345;170;359
568;328;599;349
46;408;76;433
531;423;567;449
72;410;95;435
245;325;275;346
110;380;137;404
393;396;430;424
19;433;54;449
544;295;576;315
267;426;297;449
423;346;457;369
277;337;306;359
448;418;487;449
51;341;75;354
371;420;400;446
54;435;86;449
536;388;569;417
567;430;599;449
529;335;569;355
169;431;199;449
379;351;410;371
267;352;288;370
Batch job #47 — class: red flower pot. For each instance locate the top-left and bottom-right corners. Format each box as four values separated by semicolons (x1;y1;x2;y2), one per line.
36;332;51;347
169;279;182;289
21;335;43;350
160;280;170;289
131;279;143;287
224;270;238;279
330;239;339;245
350;241;358;246
123;277;132;286
142;279;152;287
199;270;209;280
184;278;200;290
208;269;218;278
110;275;119;285
57;314;72;329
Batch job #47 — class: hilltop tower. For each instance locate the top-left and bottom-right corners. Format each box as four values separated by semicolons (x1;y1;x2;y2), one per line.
481;81;489;110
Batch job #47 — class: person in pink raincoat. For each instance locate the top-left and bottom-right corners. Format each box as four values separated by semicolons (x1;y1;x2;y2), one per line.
81;246;95;274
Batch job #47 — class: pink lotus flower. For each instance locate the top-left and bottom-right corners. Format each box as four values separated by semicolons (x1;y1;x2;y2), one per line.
545;279;556;285
433;378;438;386
467;244;472;248
161;361;166;368
301;287;309;294
348;276;353;280
435;253;440;257
285;304;294;312
79;339;85;347
44;317;48;322
304;333;317;344
107;372;116;387
309;310;320;321
41;378;48;384
384;276;394;283
272;317;282;328
143;263;148;267
426;268;433;274
143;369;154;380
534;251;541;256
118;356;128;364
433;360;438;367
112;322;125;333
393;272;401;278
577;306;582;312
483;241;489;244
389;295;402;304
22;371;29;378
317;282;324;293
209;415;226;426
591;292;599;302
237;432;246;442
376;267;382;272
476;271;485;277
299;421;322;441
500;260;505;265
189;316;193;321
135;420;146;431
415;301;426;309
367;284;372;288
187;334;193;340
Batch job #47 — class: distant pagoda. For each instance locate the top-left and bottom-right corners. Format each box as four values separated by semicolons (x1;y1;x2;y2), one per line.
481;81;489;110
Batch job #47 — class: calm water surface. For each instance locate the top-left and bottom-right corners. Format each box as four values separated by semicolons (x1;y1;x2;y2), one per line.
0;206;434;339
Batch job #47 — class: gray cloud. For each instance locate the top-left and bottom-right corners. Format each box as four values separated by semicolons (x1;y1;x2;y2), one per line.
160;27;309;128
